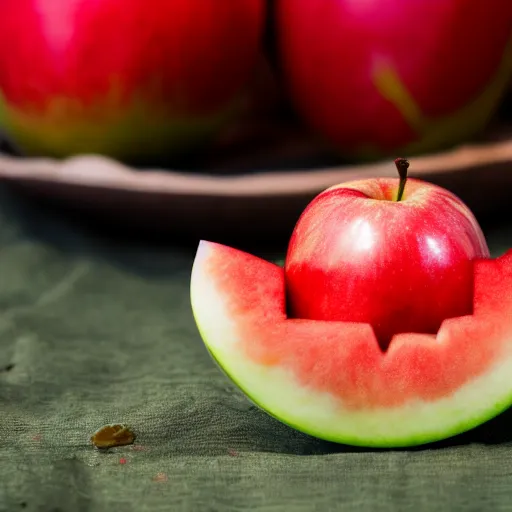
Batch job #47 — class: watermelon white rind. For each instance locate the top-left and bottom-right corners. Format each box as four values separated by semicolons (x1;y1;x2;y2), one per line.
190;240;512;448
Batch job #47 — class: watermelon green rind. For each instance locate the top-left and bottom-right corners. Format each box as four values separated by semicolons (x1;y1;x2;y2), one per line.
191;240;512;447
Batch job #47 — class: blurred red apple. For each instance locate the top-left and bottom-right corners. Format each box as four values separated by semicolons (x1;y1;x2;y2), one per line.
0;0;265;163
276;0;512;161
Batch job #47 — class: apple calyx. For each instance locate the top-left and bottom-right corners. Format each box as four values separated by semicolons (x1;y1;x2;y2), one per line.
394;157;409;202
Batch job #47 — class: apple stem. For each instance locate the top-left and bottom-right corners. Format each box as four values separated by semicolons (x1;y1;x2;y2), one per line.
394;158;409;202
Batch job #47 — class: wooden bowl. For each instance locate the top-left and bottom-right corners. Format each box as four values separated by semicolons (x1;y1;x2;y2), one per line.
0;116;511;244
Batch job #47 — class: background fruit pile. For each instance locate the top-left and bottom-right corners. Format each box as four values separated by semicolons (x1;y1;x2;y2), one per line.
0;0;511;168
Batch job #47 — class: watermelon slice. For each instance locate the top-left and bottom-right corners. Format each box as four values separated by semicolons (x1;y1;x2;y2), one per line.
191;240;512;447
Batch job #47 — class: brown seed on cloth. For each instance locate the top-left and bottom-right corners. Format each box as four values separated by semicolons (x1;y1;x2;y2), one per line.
90;424;135;449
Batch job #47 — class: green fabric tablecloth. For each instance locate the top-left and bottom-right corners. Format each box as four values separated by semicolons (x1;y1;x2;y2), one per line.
0;184;511;512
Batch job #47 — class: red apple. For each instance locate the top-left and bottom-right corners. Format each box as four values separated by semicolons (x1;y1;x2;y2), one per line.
276;0;512;160
0;0;265;163
284;159;490;350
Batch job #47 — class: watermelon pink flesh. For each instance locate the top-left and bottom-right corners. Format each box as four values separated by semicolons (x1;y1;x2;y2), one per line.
190;241;512;447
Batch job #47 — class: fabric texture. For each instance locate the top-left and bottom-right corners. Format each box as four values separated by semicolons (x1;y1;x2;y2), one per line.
0;184;511;512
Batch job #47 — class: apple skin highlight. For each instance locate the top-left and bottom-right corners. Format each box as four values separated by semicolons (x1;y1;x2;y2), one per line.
284;174;490;350
0;0;265;162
